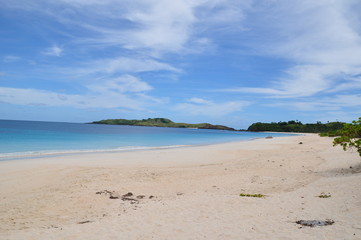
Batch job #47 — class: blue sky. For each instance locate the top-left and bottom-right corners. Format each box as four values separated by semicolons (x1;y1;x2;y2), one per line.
1;0;360;129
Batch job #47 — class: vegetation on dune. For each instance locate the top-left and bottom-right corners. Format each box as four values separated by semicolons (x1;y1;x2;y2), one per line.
91;118;235;131
332;117;361;157
247;120;344;133
248;117;360;158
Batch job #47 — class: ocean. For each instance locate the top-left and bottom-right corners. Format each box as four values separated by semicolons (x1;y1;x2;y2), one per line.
0;119;294;159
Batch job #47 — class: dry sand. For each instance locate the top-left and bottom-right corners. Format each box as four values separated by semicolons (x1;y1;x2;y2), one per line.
0;134;360;240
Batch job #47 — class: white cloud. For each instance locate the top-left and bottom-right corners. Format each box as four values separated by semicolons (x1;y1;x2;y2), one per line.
3;0;250;56
86;57;181;75
176;99;250;117
6;0;361;121
42;45;63;56
87;75;152;93
221;1;361;98
121;1;196;54
217;87;283;96
0;75;160;110
70;0;203;55
186;97;212;104
266;94;361;112
49;57;181;83
0;0;252;117
3;55;20;63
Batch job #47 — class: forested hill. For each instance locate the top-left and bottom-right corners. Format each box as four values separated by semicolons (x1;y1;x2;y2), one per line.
91;118;235;131
91;118;345;133
247;120;344;133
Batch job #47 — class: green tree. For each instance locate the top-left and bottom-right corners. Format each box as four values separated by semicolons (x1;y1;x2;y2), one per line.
333;118;361;157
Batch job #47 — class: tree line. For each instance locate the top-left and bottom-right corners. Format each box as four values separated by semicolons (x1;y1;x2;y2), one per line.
247;118;360;158
247;120;344;133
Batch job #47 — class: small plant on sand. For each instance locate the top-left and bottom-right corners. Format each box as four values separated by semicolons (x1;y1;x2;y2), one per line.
333;118;361;157
239;193;265;198
317;194;331;198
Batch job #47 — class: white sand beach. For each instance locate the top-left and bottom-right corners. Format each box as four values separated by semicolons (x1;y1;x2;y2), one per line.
0;134;360;240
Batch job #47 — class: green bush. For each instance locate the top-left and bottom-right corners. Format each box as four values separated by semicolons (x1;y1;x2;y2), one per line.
333;118;361;157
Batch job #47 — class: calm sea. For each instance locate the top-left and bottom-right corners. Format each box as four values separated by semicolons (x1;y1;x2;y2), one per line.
0;119;293;159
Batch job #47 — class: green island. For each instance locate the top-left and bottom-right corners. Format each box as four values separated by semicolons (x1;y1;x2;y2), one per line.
91;118;236;131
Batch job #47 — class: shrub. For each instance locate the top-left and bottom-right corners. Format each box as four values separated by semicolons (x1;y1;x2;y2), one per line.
333;118;361;157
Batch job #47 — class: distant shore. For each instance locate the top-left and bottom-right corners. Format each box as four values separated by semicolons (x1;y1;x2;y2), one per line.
0;134;360;240
91;117;237;131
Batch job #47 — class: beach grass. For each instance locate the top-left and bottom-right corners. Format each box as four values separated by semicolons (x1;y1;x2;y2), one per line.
239;193;265;198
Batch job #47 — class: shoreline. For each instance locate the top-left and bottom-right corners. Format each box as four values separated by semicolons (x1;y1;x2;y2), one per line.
0;134;360;240
0;133;299;162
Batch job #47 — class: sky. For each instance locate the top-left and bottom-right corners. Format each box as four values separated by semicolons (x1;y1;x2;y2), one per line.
1;0;361;129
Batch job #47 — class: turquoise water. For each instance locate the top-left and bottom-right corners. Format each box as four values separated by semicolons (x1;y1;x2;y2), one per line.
0;120;294;159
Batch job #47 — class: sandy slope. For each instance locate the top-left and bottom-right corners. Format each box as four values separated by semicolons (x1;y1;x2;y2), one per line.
0;134;360;240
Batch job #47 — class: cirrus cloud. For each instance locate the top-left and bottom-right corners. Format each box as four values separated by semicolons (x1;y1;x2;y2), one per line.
176;98;250;117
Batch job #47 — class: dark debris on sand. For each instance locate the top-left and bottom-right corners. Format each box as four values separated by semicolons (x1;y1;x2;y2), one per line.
96;190;155;204
296;219;335;227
